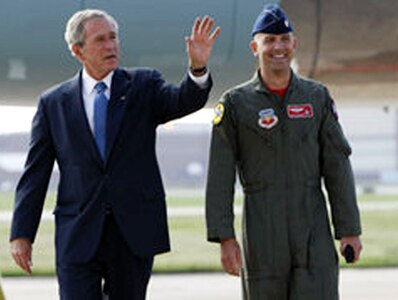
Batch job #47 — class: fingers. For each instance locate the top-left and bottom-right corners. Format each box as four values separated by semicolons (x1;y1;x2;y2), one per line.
10;238;33;275
192;17;201;38
12;249;32;275
19;257;33;275
223;252;242;276
340;236;362;263
209;26;221;42
221;239;242;277
352;241;362;262
187;15;220;69
199;16;213;36
192;15;220;40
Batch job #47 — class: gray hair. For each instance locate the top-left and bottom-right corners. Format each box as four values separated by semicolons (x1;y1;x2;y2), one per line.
64;9;119;54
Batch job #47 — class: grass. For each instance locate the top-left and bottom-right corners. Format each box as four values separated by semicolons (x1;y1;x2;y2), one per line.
1;191;392;210
358;194;398;202
348;210;398;268
0;192;242;210
1;193;398;276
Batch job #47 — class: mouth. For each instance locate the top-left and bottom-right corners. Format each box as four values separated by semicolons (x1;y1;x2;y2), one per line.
272;53;287;60
270;53;290;65
105;54;118;61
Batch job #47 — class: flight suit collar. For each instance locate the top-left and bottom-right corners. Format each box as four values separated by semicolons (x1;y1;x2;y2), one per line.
252;70;268;94
252;69;299;97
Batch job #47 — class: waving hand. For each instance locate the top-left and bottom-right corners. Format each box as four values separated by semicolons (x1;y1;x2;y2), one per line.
186;15;221;70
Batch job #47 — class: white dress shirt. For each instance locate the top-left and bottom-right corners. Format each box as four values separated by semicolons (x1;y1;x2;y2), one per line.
82;69;113;132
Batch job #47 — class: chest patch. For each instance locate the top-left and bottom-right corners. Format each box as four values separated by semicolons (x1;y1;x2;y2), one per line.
287;104;313;119
258;108;278;129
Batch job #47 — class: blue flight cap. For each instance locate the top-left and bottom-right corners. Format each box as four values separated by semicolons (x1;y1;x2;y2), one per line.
251;4;293;37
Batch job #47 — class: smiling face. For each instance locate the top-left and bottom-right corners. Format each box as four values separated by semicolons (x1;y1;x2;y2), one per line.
250;32;296;76
72;17;120;80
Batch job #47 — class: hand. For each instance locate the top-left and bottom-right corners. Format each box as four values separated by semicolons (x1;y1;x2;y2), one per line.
220;238;242;276
186;15;221;70
340;235;362;263
10;238;33;275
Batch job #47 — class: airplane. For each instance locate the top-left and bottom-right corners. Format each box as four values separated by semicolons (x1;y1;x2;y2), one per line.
1;0;397;107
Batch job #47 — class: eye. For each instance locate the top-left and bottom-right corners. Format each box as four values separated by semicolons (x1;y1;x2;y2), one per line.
264;37;275;44
94;35;106;43
110;32;118;40
281;34;292;43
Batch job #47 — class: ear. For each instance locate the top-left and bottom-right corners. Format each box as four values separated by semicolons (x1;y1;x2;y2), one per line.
72;44;84;62
250;40;258;57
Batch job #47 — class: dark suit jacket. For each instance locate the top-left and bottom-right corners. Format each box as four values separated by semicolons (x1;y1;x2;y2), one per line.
10;67;211;263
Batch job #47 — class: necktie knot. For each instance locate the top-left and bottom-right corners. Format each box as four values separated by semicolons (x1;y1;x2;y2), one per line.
94;82;107;93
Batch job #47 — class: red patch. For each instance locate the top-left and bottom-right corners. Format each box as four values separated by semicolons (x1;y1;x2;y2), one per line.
287;104;313;119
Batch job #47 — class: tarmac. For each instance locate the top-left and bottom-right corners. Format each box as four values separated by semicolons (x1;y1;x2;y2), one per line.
1;269;398;299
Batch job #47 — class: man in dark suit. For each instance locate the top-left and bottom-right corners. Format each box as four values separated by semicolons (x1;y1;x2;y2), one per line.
10;9;220;299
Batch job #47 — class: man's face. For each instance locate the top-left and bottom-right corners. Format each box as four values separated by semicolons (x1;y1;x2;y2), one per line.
250;32;296;74
73;17;120;80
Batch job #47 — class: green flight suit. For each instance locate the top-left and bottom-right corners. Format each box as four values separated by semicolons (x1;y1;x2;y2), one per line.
206;72;361;300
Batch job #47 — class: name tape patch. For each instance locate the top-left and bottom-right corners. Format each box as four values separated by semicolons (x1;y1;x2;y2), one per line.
287;104;313;119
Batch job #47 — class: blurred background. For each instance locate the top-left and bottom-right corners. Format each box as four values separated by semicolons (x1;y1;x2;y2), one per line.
0;0;398;295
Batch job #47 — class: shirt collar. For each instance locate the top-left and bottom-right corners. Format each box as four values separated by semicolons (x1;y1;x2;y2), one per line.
82;69;114;95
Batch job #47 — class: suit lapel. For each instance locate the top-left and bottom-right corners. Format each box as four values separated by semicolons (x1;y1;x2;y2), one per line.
62;71;105;166
106;68;134;162
62;69;135;165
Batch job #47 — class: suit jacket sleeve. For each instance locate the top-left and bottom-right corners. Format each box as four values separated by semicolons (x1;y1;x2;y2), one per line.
10;97;55;243
320;89;362;239
149;69;212;124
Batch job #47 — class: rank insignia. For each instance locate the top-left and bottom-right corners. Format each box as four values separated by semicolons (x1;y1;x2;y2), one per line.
258;108;278;129
287;104;313;119
213;103;225;125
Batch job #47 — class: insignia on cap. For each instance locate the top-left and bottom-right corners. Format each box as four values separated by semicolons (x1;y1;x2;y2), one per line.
213;103;225;125
258;108;278;129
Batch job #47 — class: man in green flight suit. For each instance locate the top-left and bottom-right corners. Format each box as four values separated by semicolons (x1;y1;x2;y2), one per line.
206;4;362;299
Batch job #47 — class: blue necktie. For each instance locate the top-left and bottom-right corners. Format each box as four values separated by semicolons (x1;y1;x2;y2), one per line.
94;82;108;160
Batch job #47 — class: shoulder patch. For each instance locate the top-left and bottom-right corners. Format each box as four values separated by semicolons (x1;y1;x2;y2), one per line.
213;103;225;125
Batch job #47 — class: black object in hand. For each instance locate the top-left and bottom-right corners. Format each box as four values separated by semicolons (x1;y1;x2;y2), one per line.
344;245;355;263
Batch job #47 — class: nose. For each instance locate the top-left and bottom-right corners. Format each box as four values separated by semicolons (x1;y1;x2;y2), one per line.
274;40;286;50
104;38;118;50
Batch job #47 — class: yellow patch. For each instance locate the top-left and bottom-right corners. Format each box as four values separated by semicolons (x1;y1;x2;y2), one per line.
213;103;225;125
